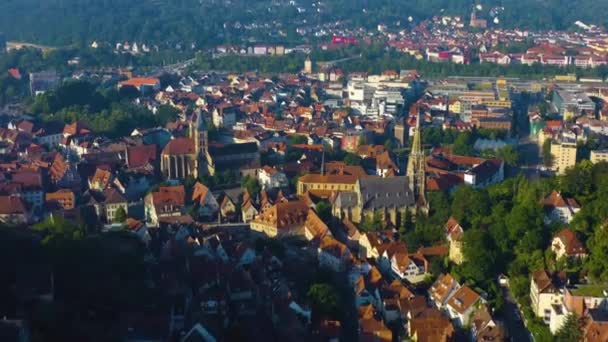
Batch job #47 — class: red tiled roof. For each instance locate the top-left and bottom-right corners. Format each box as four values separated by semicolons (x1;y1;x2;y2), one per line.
162;137;196;155
127;144;157;168
152;185;185;207
0;195;27;215
119;77;160;88
554;228;587;256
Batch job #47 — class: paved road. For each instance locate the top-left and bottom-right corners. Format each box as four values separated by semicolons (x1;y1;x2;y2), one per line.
502;287;532;342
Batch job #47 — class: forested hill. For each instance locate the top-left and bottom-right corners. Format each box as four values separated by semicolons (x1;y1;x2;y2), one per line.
0;0;606;46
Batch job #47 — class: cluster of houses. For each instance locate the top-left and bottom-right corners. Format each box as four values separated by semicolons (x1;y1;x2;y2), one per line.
377;13;608;70
480;43;608;68
528;81;608;174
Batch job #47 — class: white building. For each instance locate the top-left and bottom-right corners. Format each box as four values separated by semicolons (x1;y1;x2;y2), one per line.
258;166;289;190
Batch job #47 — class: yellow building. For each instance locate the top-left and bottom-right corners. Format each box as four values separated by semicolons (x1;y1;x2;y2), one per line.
554;74;577;82
297;174;359;197
590;150;608;164
481;99;512;108
449;100;462;114
550;140;577;175
250;200;309;237
304;56;313;74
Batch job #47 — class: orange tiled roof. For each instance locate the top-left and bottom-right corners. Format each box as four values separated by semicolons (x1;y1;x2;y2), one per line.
446;286;481;314
119;77;160;88
162;137;196;155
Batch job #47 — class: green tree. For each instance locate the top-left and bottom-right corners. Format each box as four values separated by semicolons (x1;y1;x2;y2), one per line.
584;225;608;281
315;201;333;223
452;131;475;156
451;186;491;228
241;176;261;198
33;217;83;245
113;207;127;223
458;228;501;285
308;283;339;318
343;153;362;166
542;139;554;168
555;314;581;342
496;145;520;166
360;211;384;232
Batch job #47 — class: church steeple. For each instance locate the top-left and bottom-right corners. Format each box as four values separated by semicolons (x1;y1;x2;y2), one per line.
407;111;427;213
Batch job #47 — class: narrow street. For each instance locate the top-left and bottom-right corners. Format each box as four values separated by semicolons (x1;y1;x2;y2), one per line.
502;287;532;342
512;91;543;180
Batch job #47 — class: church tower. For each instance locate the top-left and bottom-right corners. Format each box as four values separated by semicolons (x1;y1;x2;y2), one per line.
304;56;313;74
407;112;428;213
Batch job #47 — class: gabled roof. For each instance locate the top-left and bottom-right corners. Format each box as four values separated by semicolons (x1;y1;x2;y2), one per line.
531;269;565;293
162;137;196;155
119;77;160;88
127;144;157;168
90;168;112;188
445;285;481;314
252;200;308;230
192;182;211;205
554;228;587;256
151;185;185;207
542;190;580;209
429;273;460;303
359;176;415;210
445;217;464;240
103;188;127;204
409;308;455;342
0;195;27;215
304;209;330;240
318;235;349;260
63;121;91;136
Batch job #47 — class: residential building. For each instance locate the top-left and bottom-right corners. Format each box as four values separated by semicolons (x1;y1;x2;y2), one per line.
445;217;464;265
471;306;506;342
550;139;577;174
429;273;461;309
463;159;505;188
590;150;608;164
241;192;259;223
0;195;29;224
551;228;587;259
250;200;309;237
445;286;482;327
583;309;608;342
408;308;455;342
12;171;44;208
191;182;219;219
45;189;75;210
118;77;161;94
304;209;331;241
541;190;581;224
317;235;352;272
389;250;429;284
530;270;566;323
212;104;238;129
258;166;289;190
101;188;128;223
144;185;186;226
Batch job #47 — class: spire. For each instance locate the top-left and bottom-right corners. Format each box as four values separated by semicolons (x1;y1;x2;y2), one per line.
321;148;326;176
407;111;427;213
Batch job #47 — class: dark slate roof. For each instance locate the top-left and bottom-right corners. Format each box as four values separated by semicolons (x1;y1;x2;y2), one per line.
334;191;358;208
359;176;415;210
208;142;258;156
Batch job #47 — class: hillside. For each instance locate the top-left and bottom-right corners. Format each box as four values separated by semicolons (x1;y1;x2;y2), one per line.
0;0;606;46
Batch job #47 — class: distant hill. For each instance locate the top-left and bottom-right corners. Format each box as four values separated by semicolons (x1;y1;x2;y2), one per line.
0;0;606;46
